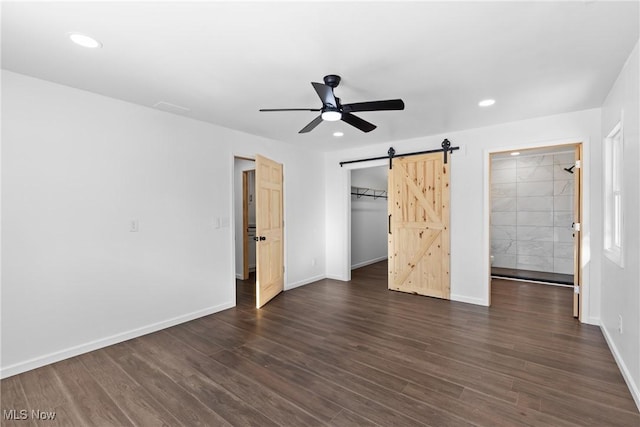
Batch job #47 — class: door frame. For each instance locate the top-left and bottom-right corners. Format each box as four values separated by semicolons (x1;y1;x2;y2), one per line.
343;159;389;282
484;139;587;322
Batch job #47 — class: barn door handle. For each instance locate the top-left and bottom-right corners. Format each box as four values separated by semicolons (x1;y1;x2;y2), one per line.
388;214;392;234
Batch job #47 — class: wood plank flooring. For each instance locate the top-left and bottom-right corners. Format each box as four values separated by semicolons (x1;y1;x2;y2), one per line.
2;261;638;426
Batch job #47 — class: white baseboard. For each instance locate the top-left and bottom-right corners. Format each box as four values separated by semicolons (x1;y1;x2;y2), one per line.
450;294;489;306
0;301;235;379
351;256;387;270
285;274;325;291
584;316;600;326
600;322;640;411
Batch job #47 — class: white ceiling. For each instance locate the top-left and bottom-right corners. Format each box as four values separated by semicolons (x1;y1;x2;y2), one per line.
2;1;638;152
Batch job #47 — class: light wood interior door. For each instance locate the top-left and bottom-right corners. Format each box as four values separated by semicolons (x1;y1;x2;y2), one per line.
573;144;583;319
255;155;284;308
388;152;450;298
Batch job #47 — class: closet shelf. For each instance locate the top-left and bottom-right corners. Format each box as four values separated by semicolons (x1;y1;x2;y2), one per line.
351;186;387;200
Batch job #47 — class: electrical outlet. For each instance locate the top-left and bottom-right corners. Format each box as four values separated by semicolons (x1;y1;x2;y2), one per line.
130;220;139;232
618;315;623;334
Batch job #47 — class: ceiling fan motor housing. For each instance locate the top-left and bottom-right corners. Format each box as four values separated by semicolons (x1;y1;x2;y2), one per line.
323;74;341;88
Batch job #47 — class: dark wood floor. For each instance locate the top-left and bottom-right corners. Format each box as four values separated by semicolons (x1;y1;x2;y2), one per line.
2;261;638;426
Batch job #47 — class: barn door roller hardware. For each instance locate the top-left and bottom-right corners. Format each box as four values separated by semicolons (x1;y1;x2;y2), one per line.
339;139;459;169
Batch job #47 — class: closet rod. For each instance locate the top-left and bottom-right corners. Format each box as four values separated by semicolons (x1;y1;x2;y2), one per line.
351;187;387;200
350;192;388;200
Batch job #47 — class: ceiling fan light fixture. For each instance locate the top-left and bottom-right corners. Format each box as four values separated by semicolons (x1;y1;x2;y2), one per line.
333;131;344;137
321;110;342;121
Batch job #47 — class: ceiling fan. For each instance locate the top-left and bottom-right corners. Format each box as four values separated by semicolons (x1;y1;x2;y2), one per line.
259;74;405;133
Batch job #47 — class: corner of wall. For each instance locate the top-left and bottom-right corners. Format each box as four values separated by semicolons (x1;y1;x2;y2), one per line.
600;322;640;411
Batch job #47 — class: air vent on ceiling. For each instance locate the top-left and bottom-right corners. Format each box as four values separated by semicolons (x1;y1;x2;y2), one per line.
153;101;191;114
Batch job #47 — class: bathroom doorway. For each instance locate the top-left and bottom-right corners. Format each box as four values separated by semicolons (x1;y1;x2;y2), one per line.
489;143;582;317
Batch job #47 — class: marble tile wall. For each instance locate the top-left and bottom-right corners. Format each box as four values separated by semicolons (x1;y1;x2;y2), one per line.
491;152;575;274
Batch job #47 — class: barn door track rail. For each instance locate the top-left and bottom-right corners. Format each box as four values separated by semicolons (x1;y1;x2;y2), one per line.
339;139;459;169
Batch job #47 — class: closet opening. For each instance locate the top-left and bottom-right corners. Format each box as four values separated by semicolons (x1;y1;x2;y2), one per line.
350;165;389;275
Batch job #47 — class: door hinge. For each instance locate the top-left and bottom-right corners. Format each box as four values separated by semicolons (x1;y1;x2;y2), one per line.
574;285;580;294
575;160;581;169
572;222;581;231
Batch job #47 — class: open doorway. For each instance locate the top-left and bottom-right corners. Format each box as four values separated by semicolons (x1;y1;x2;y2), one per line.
233;155;285;309
489;143;582;318
350;165;389;272
234;157;256;308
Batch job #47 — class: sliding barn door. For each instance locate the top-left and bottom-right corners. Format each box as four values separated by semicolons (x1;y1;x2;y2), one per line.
388;152;450;299
255;155;284;308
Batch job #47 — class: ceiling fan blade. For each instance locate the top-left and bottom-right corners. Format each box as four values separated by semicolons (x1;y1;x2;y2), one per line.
341;113;377;133
299;115;323;133
259;108;321;112
342;99;405;113
311;82;338;108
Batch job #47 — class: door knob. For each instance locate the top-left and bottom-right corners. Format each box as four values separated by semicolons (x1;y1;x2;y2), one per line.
254;236;266;241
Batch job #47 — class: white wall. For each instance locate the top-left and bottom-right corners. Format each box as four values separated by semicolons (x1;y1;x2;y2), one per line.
599;41;640;408
1;71;326;377
350;166;388;269
326;109;601;314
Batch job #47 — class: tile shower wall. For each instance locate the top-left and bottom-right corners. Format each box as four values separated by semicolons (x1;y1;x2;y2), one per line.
491;152;575;274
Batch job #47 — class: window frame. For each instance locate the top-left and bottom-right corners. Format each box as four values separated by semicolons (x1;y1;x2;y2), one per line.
603;119;624;267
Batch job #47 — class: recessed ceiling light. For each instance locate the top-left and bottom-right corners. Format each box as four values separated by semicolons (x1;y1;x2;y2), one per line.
333;131;344;137
478;99;495;107
510;152;520;156
68;33;102;49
